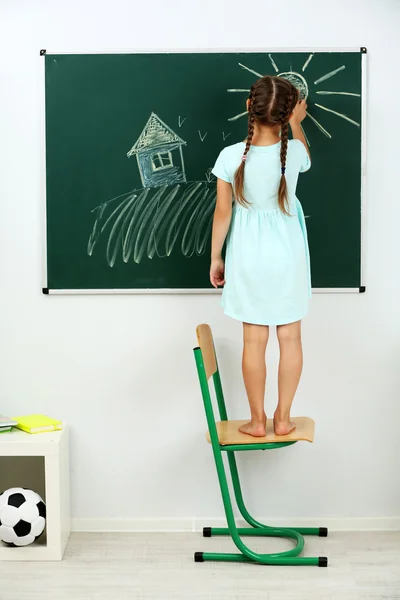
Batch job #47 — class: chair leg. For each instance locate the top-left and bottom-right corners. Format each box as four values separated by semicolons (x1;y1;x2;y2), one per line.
226;452;328;538
196;552;327;566
196;449;328;566
205;525;328;538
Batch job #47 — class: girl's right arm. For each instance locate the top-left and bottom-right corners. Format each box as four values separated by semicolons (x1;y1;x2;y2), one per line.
210;178;233;288
290;100;311;160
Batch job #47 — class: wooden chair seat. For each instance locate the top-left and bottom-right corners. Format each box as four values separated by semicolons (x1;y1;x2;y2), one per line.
207;417;315;445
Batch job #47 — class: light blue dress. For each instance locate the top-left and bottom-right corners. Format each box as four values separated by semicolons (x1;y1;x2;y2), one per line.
212;140;311;326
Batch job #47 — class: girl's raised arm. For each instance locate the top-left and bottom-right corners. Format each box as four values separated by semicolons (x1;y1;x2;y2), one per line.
290;100;311;160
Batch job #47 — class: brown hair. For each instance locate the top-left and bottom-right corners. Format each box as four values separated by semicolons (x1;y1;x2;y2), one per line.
234;76;299;214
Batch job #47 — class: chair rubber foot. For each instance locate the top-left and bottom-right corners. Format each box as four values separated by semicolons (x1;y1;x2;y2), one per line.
319;527;328;537
318;557;328;567
203;527;212;537
194;552;204;563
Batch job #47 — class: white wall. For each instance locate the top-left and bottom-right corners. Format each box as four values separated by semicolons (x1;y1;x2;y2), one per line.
1;0;399;530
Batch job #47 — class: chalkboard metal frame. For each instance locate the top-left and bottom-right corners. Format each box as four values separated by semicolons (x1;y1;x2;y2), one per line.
40;50;47;297
41;47;367;295
360;49;367;294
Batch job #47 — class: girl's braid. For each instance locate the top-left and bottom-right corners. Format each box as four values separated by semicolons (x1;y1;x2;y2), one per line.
242;92;255;162
279;94;292;175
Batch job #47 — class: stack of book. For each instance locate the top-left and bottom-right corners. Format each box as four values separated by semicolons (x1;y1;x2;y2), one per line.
12;414;63;434
0;414;63;435
0;415;17;433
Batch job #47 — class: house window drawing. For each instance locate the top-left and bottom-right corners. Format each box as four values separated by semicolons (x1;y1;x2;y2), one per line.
152;151;173;171
127;113;187;188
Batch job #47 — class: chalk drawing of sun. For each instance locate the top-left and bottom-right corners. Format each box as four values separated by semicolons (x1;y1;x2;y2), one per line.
227;53;361;143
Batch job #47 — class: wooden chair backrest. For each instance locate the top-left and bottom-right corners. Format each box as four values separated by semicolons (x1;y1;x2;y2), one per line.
196;324;218;380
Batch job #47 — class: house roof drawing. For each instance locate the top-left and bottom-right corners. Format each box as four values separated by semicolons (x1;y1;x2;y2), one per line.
127;113;186;157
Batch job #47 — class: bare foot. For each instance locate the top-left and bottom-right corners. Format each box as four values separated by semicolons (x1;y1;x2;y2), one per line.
273;419;296;436
239;418;267;437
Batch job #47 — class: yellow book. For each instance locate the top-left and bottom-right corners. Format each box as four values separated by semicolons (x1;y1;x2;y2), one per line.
12;414;63;434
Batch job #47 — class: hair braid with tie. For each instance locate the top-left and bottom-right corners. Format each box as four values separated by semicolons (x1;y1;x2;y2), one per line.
278;93;294;214
233;91;255;206
233;76;299;214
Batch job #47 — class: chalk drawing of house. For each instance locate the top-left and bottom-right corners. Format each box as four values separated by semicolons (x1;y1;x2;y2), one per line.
127;113;187;188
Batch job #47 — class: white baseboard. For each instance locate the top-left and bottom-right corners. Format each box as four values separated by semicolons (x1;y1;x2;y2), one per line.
72;516;400;533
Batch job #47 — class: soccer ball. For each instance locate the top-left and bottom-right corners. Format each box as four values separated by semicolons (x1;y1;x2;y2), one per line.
0;488;46;547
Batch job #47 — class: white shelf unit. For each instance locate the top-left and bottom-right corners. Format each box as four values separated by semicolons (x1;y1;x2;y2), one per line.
0;428;70;561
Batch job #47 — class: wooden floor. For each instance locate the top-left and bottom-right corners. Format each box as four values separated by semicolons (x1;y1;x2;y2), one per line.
0;531;399;599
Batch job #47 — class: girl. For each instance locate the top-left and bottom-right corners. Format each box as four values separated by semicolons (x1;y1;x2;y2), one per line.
210;76;311;438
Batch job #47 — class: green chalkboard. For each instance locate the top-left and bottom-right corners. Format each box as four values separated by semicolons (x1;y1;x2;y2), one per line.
44;50;364;291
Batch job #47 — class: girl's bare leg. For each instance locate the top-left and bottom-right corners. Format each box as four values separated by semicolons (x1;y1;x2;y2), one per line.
239;323;269;437
275;320;303;435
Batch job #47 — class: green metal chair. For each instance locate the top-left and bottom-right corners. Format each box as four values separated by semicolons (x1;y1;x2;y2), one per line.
193;324;328;567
